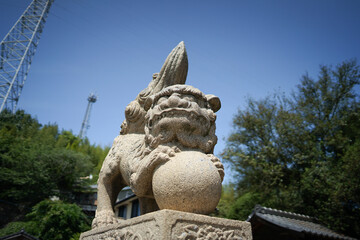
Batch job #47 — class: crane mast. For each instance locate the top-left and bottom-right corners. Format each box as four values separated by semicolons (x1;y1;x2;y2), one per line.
79;93;97;139
0;0;54;113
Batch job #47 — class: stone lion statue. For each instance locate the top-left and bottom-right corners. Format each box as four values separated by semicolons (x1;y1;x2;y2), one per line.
92;42;224;228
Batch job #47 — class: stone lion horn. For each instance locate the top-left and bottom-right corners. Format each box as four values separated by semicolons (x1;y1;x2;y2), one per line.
92;42;224;229
120;41;188;135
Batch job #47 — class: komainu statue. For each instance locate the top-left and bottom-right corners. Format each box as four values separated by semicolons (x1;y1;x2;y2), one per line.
92;42;224;228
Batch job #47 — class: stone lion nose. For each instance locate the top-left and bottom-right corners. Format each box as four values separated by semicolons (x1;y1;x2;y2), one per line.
168;94;181;108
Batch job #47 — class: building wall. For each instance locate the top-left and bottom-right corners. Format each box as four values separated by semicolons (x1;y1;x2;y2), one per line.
114;196;140;220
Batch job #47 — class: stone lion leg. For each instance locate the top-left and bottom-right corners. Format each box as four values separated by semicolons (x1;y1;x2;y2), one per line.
92;152;124;228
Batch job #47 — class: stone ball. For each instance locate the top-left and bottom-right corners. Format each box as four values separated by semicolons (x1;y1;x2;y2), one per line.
152;151;222;214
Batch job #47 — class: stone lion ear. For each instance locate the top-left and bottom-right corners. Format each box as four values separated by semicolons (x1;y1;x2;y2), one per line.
206;94;221;112
144;97;153;111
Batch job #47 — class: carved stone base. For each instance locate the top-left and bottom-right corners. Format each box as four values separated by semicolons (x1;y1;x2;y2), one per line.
80;209;252;240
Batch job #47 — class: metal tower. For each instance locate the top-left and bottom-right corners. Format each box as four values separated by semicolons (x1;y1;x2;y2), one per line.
79;93;97;139
0;0;54;113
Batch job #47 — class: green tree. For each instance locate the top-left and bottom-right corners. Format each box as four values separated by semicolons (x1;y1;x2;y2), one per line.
0;110;109;227
0;200;90;240
212;183;237;218
222;60;360;237
0;110;93;205
0;221;28;237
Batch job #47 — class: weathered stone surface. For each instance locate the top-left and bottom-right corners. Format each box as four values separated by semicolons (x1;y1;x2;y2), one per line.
153;151;222;214
92;42;225;229
81;210;252;240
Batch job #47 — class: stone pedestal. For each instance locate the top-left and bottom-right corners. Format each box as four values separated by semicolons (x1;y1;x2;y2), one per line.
80;209;252;240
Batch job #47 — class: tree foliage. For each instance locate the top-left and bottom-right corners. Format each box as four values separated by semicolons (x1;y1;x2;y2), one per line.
0;110;109;229
0;200;90;240
221;60;360;237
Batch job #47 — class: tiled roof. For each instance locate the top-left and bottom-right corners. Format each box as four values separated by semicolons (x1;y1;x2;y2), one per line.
247;205;357;240
0;229;39;240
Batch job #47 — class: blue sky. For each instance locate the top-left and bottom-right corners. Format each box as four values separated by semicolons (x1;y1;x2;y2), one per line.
1;0;360;183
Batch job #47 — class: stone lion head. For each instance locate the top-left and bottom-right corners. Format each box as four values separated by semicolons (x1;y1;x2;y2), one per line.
143;85;221;154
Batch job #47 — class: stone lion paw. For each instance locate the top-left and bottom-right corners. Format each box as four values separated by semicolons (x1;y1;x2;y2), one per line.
130;145;180;197
150;145;180;165
92;210;120;229
207;154;225;181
